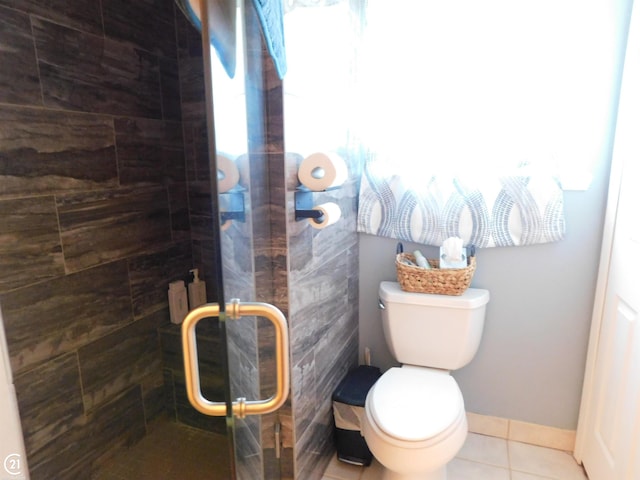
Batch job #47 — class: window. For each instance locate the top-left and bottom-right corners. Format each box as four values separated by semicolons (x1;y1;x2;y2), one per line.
283;1;622;247
355;0;617;190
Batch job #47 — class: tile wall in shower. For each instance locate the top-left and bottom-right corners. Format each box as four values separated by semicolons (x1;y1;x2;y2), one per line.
0;1;223;478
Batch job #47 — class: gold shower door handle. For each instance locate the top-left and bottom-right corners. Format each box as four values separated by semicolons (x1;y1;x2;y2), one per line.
181;299;290;418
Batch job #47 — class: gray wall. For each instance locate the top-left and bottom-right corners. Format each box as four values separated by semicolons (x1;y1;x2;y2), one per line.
359;186;607;430
358;0;633;431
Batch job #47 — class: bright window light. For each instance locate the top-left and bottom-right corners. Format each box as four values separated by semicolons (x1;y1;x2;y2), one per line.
353;0;616;190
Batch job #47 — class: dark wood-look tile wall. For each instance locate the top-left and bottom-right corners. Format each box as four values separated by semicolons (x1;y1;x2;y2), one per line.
128;242;193;319
0;7;41;105
167;182;192;241
175;11;219;304
0;196;65;292
1;1;362;479
0;106;118;198
290;229;360;480
28;386;147;480
78;309;167;411
281;69;361;480
277;135;362;480
57;186;173;272
0;1;212;478
114;117;186;186
0;0;104;34
1;261;133;374
159;57;183;121
159;322;227;435
32;18;163;117
101;0;178;59
13;352;85;455
206;4;361;475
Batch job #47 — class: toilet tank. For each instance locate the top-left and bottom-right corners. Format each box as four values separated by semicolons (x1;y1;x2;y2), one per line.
379;282;490;370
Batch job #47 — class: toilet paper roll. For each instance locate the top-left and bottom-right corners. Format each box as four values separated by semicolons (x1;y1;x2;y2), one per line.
217;155;240;193
308;202;341;229
298;152;348;191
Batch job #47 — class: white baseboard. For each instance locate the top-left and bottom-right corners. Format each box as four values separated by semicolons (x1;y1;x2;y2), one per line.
467;412;576;452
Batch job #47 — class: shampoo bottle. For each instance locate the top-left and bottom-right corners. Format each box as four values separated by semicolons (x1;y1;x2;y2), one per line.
168;280;188;324
188;269;207;309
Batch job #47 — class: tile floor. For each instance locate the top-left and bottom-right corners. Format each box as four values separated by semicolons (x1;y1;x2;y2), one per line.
322;433;589;480
90;420;588;480
91;419;231;480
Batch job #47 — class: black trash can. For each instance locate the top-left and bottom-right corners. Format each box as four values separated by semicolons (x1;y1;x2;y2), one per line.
332;365;382;466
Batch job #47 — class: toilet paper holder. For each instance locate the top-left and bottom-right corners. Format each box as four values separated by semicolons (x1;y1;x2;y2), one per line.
295;189;324;221
219;189;246;224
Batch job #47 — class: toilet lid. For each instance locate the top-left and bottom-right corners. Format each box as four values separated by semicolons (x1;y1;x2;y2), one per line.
368;368;463;442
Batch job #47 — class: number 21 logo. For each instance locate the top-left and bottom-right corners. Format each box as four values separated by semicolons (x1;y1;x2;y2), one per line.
3;454;21;476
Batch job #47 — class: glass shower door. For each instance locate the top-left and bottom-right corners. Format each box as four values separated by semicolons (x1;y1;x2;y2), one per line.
176;1;289;479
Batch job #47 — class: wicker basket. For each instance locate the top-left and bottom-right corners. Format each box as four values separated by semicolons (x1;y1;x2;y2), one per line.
395;253;476;296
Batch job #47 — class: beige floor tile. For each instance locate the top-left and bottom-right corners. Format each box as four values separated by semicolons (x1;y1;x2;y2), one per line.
359;459;384;480
511;472;556;480
323;455;364;480
509;441;588;480
456;432;509;468
447;458;511;480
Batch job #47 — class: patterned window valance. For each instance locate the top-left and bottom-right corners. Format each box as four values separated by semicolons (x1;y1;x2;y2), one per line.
357;158;565;248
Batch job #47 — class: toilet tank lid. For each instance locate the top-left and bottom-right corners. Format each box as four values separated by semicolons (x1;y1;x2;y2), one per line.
379;282;489;308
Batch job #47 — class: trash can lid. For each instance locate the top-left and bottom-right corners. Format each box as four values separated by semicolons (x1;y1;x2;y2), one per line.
332;365;382;407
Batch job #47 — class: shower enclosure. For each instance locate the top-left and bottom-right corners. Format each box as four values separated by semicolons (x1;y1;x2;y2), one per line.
174;0;362;478
0;0;359;477
174;0;293;478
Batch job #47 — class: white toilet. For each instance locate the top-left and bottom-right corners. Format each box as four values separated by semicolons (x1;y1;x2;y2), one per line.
362;281;490;480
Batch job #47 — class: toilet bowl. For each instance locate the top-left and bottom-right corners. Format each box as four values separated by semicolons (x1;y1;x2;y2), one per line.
363;282;490;479
362;366;467;480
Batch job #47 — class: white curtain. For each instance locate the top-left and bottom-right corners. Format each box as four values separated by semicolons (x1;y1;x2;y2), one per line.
355;0;613;247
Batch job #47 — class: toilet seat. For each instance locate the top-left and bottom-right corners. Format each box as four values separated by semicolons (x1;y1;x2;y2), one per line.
367;367;464;443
